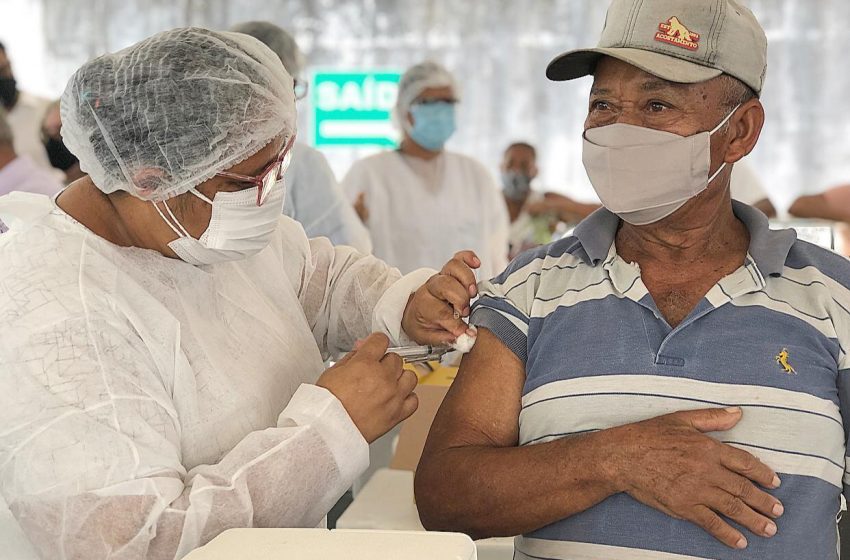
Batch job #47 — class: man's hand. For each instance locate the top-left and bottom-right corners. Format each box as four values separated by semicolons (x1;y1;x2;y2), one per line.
402;251;480;345
525;193;600;222
316;333;418;443
608;407;784;550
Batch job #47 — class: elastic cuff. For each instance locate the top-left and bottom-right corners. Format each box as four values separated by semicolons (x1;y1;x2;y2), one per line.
372;267;436;345
279;384;369;485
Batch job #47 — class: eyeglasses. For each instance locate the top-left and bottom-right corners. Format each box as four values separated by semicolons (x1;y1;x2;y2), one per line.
294;79;309;101
216;133;297;206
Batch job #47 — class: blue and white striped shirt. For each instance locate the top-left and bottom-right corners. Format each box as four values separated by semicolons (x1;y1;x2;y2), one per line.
470;202;850;559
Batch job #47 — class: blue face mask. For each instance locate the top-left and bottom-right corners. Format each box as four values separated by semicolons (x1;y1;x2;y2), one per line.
408;102;457;151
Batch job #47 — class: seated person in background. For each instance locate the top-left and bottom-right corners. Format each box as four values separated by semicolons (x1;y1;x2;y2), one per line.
501;142;599;259
343;61;509;278
416;1;850;559
0;41;53;172
230;21;372;254
40;100;86;184
0;107;61;196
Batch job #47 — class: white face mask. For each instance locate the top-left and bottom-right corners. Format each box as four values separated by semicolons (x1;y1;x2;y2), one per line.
153;180;286;266
582;106;739;225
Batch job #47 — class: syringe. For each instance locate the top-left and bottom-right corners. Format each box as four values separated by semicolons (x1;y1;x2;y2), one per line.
386;345;452;363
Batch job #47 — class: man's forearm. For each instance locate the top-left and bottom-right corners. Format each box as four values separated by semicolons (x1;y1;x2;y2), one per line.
414;429;622;539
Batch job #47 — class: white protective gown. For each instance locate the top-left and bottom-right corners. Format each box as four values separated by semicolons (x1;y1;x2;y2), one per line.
341;151;510;280
0;192;432;560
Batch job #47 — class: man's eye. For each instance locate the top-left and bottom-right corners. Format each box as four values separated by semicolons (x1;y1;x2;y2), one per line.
648;101;669;113
591;100;610;111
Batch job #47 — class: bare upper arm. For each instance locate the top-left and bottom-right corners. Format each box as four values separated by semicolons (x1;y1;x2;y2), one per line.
422;327;525;454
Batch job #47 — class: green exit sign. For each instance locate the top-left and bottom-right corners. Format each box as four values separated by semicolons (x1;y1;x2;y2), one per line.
312;71;401;147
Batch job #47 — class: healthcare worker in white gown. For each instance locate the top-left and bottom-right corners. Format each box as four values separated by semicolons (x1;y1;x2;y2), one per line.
229;21;373;254
342;61;510;279
0;28;480;560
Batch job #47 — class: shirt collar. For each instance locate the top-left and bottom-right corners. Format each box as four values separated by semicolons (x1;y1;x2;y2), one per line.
573;201;797;277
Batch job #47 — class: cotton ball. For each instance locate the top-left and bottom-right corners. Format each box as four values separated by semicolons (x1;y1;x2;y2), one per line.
451;325;478;353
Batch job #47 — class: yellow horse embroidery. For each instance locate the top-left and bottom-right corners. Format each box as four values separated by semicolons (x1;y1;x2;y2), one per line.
775;348;796;375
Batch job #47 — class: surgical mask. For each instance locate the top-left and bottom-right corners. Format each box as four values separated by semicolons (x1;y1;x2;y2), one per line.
43;136;79;172
407;102;456;151
153;180;286;266
582;105;739;225
0;76;16;108
501;171;532;201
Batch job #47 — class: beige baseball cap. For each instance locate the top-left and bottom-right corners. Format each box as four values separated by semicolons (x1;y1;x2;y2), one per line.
547;0;767;96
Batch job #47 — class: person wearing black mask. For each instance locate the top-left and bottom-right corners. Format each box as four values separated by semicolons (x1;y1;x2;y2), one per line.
40;100;85;183
0;40;54;172
0;107;61;197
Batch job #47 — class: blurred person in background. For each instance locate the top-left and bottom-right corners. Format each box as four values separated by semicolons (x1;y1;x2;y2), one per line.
0;107;61;196
0;40;53;172
343;61;509;278
230;21;371;254
40;100;86;184
501;141;598;259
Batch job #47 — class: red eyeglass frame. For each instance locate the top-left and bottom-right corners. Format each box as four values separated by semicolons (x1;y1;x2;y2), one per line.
216;133;297;206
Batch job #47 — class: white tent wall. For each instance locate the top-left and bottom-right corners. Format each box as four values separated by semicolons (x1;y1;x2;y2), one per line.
1;0;848;210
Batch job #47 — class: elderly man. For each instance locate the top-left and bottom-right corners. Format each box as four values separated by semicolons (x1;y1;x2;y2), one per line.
416;1;850;559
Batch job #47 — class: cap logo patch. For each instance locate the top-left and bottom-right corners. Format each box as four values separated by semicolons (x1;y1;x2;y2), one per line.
655;16;700;51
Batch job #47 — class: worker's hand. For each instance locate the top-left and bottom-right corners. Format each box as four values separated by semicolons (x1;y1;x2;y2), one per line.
402;251;480;345
354;192;369;223
607;407;783;550
317;333;418;443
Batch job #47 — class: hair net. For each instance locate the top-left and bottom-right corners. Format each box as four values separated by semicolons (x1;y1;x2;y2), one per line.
230;21;305;80
60;27;296;202
394;61;459;122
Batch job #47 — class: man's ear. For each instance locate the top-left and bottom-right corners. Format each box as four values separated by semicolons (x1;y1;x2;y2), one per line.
725;98;764;164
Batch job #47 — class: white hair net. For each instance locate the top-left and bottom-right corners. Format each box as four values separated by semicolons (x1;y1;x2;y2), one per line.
393;61;459;126
60;27;296;202
230;21;305;80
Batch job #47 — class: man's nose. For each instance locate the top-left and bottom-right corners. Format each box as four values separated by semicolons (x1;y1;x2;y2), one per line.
611;110;644;127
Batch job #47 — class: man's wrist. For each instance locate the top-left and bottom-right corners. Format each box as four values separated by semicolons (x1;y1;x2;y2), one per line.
585;426;631;495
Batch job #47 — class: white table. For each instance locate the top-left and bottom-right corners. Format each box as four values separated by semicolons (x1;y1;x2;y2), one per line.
337;468;514;560
185;528;478;560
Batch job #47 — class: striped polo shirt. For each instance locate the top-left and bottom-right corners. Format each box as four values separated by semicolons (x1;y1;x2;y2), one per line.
470;202;850;560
